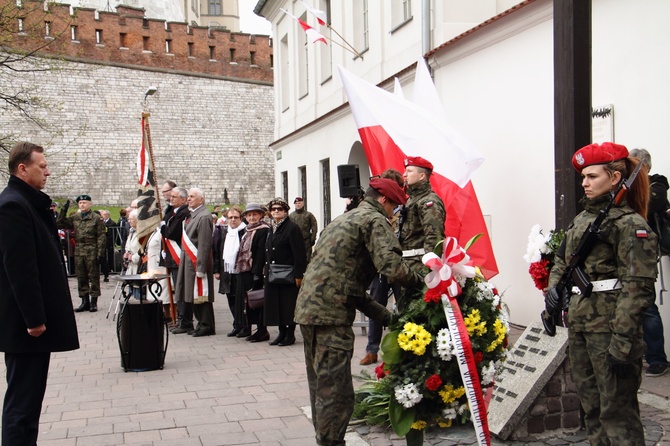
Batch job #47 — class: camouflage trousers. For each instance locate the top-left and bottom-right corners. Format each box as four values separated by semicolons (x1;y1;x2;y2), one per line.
300;325;355;446
75;253;101;298
568;331;644;446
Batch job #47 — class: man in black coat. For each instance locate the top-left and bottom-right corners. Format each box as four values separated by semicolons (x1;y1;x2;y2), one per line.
0;141;80;445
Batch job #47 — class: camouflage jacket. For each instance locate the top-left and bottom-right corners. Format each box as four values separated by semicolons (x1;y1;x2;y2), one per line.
295;197;423;326
289;208;318;246
548;194;658;361
57;211;106;258
400;181;446;256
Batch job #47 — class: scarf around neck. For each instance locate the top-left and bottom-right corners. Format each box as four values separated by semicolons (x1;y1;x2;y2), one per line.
234;220;269;273
223;222;246;273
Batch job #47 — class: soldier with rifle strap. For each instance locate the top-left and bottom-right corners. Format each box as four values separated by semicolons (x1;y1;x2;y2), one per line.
545;142;657;446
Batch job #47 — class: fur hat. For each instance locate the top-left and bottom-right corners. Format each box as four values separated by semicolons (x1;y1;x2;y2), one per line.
268;197;290;212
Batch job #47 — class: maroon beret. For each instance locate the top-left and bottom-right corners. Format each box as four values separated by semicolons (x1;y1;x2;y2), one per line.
572;142;628;172
294;197;304;203
404;156;434;171
370;178;407;206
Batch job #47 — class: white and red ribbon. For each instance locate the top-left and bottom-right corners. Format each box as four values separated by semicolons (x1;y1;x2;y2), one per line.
164;238;181;266
182;226;208;304
422;237;476;297
423;237;490;446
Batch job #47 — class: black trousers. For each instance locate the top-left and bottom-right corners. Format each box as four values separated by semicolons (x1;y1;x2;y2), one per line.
2;351;51;446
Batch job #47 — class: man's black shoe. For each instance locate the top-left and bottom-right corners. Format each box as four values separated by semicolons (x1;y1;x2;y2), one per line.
192;329;214;337
227;329;241;337
249;331;270;342
171;327;191;334
236;329;251;338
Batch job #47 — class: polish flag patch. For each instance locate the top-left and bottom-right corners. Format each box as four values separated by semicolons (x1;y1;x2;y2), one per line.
425;201;434;208
636;229;648;238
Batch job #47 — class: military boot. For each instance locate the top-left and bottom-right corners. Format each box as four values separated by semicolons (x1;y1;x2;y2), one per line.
89;296;98;312
75;296;90;312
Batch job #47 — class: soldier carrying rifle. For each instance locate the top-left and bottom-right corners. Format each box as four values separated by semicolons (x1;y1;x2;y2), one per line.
545;142;657;446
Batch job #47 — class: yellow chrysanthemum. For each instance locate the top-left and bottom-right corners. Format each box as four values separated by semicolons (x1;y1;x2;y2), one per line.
486;319;507;352
464;309;487;336
411;420;427;430
438;419;453;428
397;323;432;356
438;384;466;404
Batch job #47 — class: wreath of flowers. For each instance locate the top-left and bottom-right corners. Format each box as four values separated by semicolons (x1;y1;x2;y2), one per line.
523;224;565;291
353;237;510;440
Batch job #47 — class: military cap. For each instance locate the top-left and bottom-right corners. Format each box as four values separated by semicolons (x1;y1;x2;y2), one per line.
370;178;407;206
76;194;92;202
294;197;304;203
572;142;628;172
243;203;265;215
268;197;290;212
50;202;58;207
404;156;434;171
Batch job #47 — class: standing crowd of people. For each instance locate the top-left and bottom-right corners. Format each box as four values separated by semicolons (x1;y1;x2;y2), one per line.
0;140;669;446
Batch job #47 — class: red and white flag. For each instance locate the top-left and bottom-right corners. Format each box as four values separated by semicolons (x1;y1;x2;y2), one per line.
137;125;150;187
280;8;327;45
338;62;498;278
301;1;327;26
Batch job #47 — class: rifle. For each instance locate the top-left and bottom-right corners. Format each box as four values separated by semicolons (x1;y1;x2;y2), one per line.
542;159;644;336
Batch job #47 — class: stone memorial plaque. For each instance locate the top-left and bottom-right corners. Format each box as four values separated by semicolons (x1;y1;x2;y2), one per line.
487;321;569;439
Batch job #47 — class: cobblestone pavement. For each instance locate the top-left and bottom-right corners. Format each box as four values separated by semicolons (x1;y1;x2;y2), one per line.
0;277;667;445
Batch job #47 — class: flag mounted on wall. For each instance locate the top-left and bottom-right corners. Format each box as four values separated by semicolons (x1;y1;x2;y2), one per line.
338;62;498;279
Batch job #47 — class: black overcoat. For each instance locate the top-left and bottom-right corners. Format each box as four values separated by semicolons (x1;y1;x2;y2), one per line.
264;219;307;326
0;176;79;353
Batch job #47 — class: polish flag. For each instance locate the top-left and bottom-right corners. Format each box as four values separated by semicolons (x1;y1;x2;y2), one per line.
301;1;327;26
281;8;328;45
137;122;150;187
338;63;498;278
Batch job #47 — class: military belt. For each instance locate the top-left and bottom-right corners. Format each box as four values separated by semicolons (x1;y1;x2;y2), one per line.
402;248;426;258
571;278;622;295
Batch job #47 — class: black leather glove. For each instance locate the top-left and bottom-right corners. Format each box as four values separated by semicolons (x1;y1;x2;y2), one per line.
544;287;561;314
607;353;634;379
61;199;70;216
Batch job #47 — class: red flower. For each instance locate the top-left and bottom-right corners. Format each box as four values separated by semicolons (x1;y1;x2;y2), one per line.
425;374;443;391
424;281;448;303
474;351;483;363
375;363;388;379
528;259;551;290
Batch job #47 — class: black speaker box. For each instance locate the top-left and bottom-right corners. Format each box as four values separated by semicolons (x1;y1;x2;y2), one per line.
337;164;361;197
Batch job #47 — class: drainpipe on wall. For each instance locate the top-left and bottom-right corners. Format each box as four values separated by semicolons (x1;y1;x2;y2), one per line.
422;0;431;56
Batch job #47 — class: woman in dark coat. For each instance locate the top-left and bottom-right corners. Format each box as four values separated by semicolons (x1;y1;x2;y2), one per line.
234;203;270;341
264;197;307;346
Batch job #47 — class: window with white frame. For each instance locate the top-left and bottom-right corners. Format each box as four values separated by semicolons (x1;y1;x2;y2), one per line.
392;0;412;29
353;0;369;56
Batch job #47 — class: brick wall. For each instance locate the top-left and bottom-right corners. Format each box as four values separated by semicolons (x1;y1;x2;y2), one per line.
508;358;582;440
4;0;273;83
0;55;276;207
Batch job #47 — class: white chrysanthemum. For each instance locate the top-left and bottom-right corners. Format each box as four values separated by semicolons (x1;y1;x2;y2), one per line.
480;361;497;386
455;273;467;287
394;383;423;409
436;328;455;361
499;308;510;332
523;224;550;263
442;407;457;420
475;281;496;302
457;403;469;416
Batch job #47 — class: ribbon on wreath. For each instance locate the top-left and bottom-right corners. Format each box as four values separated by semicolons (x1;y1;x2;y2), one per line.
422;237;490;446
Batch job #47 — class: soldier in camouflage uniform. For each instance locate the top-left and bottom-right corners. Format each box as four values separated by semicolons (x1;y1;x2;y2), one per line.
289;197;318;263
547;143;658;446
295;178;424;446
397;156;445;311
57;194;106;312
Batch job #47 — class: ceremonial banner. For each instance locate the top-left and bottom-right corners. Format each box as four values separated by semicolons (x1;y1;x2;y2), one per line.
135;114;161;246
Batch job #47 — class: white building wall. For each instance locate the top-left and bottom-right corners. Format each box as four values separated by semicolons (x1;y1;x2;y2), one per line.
262;0;670;342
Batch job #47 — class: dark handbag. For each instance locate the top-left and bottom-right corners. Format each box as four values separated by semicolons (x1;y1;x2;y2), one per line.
268;263;295;285
247;289;265;309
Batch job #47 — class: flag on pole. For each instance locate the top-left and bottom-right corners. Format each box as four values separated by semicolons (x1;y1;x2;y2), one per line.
135;114;161;246
280;8;327;45
338;64;498;278
301;1;327;26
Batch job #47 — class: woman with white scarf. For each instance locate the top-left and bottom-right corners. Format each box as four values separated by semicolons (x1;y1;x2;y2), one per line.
213;206;246;337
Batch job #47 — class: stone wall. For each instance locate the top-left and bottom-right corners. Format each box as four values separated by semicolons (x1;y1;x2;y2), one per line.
0;55;275;207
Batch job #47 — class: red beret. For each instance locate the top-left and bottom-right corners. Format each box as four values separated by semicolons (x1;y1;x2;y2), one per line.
370;178;407;206
404;156;434;171
294;197;304;203
572;142;628;172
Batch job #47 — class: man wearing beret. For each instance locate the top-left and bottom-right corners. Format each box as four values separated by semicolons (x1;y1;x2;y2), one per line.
398;156;446;311
289;197;318;263
295;178;424;446
57;194;107;312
